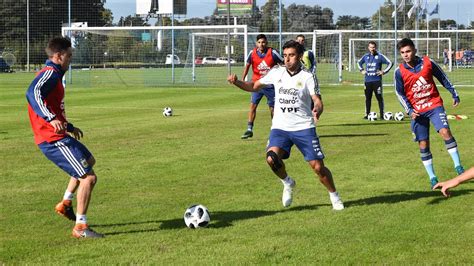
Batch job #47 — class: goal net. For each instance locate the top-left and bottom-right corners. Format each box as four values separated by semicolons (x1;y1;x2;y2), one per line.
61;25;247;88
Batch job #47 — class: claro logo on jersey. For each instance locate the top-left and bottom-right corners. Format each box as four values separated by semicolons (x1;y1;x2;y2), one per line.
279;87;299;113
257;61;270;75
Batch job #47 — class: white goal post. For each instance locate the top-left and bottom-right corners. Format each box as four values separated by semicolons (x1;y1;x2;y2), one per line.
348;37;452;72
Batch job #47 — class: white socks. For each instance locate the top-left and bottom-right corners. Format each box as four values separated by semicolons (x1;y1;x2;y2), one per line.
281;176;293;186
76;214;87;225
329;191;340;202
63;190;74;201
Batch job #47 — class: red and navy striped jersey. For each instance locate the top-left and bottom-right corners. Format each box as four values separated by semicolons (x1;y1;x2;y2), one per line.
26;60;73;144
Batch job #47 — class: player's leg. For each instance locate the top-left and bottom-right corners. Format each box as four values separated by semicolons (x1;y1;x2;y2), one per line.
364;82;373;119
412;116;438;188
242;92;263;139
262;85;275;119
73;170;103;238
430;107;464;175
374;81;384;119
55;177;79;221
308;160;343;210
39;137;103;238
292;128;344;210
267;129;295;207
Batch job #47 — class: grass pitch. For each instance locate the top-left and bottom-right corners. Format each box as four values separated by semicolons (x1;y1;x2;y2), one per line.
0;72;473;264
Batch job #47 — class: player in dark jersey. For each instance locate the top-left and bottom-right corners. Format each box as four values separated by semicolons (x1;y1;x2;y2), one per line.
25;37;103;238
394;38;464;189
240;34;283;139
357;41;393;120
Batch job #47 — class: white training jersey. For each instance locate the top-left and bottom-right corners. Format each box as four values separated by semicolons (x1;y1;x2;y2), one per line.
259;65;320;131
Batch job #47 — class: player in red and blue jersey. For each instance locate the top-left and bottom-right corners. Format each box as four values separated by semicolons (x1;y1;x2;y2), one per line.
357;41;393;120
240;34;283;139
26;37;103;238
394;38;464;189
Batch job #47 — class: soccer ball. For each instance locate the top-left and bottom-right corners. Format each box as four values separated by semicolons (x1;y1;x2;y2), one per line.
394;111;405;121
184;204;210;229
367;112;377;121
162;107;173;117
383;112;393;120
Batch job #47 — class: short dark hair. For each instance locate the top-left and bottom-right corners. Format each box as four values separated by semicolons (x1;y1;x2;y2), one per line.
296;34;305;39
397;38;415;51
256;34;267;42
368;41;377;47
282;40;304;55
45;37;72;57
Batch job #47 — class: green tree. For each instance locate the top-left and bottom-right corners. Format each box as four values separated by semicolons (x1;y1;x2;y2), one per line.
336;15;371;30
0;0;112;68
286;4;335;31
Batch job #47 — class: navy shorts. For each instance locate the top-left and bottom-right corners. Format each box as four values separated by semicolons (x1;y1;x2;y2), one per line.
411;106;449;141
267;128;325;161
38;136;93;178
251;85;275;107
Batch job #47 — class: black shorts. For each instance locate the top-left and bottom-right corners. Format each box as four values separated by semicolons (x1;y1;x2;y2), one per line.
364;81;382;93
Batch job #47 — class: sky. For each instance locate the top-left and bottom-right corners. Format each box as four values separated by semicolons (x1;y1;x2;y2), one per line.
105;0;474;25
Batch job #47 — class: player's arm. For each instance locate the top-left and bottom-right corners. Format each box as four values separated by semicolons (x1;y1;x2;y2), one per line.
378;53;393;75
25;71;66;133
227;74;265;92
312;94;323;122
433;167;474;197
69;126;83;140
357;54;366;75
308;50;316;73
431;59;460;106
242;50;253;80
394;68;416;118
308;74;323;121
242;63;251;81
272;49;284;64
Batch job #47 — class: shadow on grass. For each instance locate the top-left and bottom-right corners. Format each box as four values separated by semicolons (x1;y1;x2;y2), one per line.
94;204;325;235
344;189;474;208
94;189;473;236
320;133;388;138
319;121;410;127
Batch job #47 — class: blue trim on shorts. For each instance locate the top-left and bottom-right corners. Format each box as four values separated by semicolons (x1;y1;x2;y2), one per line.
38;136;93;178
267;128;325;161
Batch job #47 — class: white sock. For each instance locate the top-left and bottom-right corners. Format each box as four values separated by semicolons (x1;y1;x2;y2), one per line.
76;214;87;225
63;190;74;201
329;191;340;201
281;176;292;186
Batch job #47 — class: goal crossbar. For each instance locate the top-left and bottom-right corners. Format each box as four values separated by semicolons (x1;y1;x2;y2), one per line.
349;37;452;72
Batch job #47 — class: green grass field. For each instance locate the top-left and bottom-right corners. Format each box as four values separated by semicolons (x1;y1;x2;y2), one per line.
1;72;473;264
61;63;474;88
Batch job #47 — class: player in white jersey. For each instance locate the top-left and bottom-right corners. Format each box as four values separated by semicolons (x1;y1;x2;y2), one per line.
227;40;344;210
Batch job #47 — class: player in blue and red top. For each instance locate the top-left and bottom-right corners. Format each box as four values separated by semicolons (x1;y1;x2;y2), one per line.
240;34;283;139
357;41;393;120
394;38;464;189
26;37;103;238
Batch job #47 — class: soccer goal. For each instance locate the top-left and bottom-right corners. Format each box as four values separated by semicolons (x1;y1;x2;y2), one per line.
189;31;321;83
348;37;452;72
61;25;247;87
313;30;343;84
